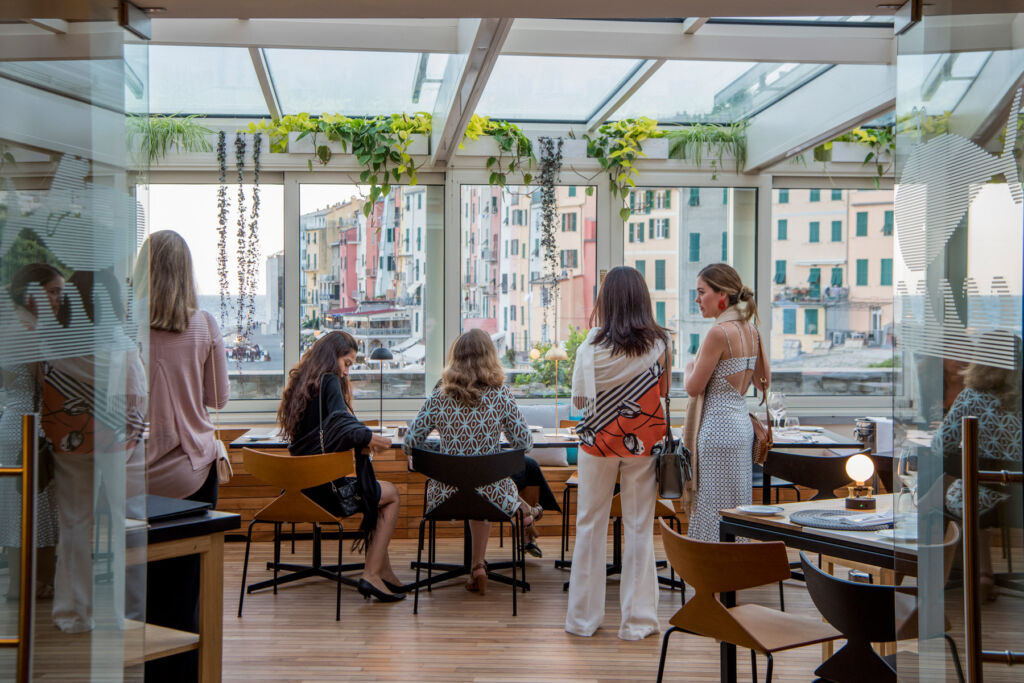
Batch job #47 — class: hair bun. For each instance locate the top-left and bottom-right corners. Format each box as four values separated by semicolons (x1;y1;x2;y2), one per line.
739;287;754;301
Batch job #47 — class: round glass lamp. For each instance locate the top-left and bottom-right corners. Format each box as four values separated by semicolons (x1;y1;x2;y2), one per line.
845;453;876;510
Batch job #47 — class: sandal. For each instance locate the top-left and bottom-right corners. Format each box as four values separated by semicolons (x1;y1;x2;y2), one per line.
465;561;487;595
521;503;543;527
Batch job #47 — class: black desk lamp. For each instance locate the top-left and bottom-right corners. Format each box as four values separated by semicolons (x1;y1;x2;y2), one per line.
369;346;393;428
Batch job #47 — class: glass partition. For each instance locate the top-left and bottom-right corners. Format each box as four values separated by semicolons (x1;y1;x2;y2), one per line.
895;10;1023;681
623;186;757;395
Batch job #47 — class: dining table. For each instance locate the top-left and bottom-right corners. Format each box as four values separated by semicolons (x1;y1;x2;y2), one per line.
716;494;921;683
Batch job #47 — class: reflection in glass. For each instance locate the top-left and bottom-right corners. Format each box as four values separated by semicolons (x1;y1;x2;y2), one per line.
137;46;269;116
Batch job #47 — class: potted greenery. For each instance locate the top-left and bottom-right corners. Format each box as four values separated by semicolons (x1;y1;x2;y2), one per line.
457;115;535;186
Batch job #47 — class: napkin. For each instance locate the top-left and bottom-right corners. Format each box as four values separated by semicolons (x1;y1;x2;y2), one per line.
845;511;894;527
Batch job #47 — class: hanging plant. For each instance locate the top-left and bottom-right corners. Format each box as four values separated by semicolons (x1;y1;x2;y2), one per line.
461;115;534;187
584;117;662;221
247;112;432;217
537;136;563;337
662;121;748;179
234;134;248;344
243;132;261;343
128;114;214;165
814;126;894;188
216;132;230;328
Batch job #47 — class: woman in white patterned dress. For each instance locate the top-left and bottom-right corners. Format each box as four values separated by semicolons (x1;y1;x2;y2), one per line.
684;264;768;542
403;328;537;595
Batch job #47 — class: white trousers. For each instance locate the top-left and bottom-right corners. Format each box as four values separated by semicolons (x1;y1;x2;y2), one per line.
565;452;659;640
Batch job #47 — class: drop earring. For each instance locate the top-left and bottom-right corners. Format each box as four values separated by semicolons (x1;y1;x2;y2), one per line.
718;298;727;311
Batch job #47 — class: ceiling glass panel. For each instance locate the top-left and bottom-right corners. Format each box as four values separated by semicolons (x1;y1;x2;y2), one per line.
615;61;830;123
0;60;127;111
474;56;641;122
144;46;269;116
266;49;449;116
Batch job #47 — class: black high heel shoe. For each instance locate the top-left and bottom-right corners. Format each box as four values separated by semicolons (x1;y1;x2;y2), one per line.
382;579;408;594
357;578;406;602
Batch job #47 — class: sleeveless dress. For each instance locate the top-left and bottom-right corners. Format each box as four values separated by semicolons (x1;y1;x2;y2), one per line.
687;322;757;542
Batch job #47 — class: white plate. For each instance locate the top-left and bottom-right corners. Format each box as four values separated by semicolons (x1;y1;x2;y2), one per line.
737;505;784;516
528;425;544;432
876;528;917;542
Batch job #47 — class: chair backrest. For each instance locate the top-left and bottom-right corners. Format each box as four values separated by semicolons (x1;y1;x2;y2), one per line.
799;551;898;643
659;519;791;650
868;453;895;494
411;447;525;522
763;450;862;500
242;448;355;523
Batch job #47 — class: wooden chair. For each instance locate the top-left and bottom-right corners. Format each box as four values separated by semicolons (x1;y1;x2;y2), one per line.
410;447;528;616
656;520;841;683
800;524;965;683
237;447;356;621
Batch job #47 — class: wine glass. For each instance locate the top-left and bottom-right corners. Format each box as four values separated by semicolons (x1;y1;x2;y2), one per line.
783;416;800;435
894;447;918;516
767;391;787;428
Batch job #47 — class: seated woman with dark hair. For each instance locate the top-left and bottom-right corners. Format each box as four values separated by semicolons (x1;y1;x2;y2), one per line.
278;331;406;602
403;328;541;594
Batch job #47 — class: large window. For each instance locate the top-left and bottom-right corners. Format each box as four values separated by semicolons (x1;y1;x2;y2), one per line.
299;184;441;400
770;188;895;395
624;186;757;396
460;184;596;398
145;184;284;399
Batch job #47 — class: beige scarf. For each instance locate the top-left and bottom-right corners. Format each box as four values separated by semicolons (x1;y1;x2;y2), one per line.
681;307;748;513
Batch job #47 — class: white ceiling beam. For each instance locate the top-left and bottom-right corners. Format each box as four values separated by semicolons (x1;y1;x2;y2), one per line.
429;18;513;167
24;18;69;34
150;18;457;53
744;64;896;173
682;17;709;35
586;59;665;132
503;21;895;65
248;47;281;120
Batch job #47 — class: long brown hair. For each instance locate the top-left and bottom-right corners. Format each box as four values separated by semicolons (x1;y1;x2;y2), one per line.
697;263;760;325
278;331;359;441
9;263;69;326
440;328;506;405
589;266;668;356
141;230;198;333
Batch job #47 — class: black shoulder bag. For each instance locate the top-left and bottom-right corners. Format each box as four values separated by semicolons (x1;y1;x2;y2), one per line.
319;375;363;518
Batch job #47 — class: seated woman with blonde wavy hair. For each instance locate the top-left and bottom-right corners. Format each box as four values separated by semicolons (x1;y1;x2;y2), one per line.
403;328;539;594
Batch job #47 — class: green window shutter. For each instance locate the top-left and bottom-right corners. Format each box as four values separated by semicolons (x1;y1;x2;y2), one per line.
774;260;786;284
656;301;666;327
649;219;654;239
856;212;868;236
831;220;842;242
721;232;728;261
722;188;728;205
629;191;635;211
856;259;868;286
880;258;893;286
638;223;644;242
689;188;700;206
645;190;654;212
809;267;821;298
778;189;789;204
561;213;566;232
664;220;670;239
831;189;842;200
831;267;843;286
688;333;700;354
655;260;666;290
628;224;634;242
688;233;700;262
664;191;671;209
783;309;796;334
568;186;576;197
883;210;894;235
809;221;820;243
635;260;645;278
809;189;821;202
778;219;788;240
804;309;819;335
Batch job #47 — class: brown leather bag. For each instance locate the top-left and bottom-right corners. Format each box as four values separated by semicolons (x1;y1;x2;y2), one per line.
749;328;772;465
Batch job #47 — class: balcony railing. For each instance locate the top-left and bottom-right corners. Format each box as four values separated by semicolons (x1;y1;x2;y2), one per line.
774;286;849;305
341;326;412;338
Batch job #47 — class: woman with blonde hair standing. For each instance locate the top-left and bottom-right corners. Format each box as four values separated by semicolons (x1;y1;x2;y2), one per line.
566;266;670;641
684;263;768;542
137;230;229;681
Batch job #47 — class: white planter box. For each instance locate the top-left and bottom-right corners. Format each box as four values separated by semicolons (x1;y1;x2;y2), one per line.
828;141;890;164
146;132;267;166
458;135;501;157
287;132;428;156
530;136;588;160
638;137;669;159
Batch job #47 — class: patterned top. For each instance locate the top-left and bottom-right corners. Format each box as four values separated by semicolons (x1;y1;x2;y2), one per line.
403;384;533;515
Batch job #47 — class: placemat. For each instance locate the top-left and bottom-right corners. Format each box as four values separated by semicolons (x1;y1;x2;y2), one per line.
789;509;894;531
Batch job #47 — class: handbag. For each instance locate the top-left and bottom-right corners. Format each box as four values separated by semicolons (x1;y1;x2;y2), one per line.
655;346;691;499
318;375;363;518
205;314;233;485
749;328;773;466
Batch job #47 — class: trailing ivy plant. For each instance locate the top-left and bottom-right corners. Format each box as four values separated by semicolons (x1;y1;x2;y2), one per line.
216;132;230;328
584;117;663;222
461;115;534;187
234;134;248;346
243;133;262;343
662;121;748;179
537;136;563;335
247;112;431;216
128;114;214;165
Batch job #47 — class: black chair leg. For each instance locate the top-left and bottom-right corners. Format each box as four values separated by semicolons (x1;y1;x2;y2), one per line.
778;581;785;611
335;522;343;621
656;626;680;683
511;517;518;617
765;653;773;683
427;520;435;592
414;519;426;614
238;520;256;617
499;520;504;548
273;522;281;594
291;522;296;554
751;650;757;683
944;633;965;683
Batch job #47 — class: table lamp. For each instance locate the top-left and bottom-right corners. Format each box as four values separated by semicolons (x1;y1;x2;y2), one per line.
845;453;876;510
545;346;568;435
369;346;393;429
